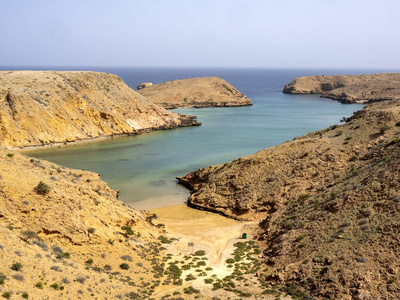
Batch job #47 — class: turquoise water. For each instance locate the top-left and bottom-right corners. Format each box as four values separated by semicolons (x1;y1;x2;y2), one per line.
27;89;363;209
23;66;391;209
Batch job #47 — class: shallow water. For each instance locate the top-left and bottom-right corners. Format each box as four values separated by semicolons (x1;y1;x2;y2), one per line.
25;67;393;208
27;92;362;209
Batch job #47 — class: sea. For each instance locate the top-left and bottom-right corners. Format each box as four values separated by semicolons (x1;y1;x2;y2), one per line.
16;66;398;210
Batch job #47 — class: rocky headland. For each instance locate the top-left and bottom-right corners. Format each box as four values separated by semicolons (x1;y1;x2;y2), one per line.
179;99;400;298
0;71;200;148
136;77;252;109
283;73;400;104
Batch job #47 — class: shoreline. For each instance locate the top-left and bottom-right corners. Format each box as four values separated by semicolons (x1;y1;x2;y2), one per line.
13;123;198;153
128;193;190;211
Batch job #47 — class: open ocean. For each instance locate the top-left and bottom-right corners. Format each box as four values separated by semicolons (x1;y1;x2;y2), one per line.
20;66;399;209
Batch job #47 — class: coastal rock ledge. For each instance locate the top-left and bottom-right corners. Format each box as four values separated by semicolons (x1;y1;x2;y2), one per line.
283;72;400;103
137;76;252;109
0;71;200;148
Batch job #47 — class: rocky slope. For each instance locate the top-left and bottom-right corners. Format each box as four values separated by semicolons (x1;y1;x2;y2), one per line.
0;71;199;148
136;77;252;109
179;100;400;299
283;73;400;103
0;149;172;299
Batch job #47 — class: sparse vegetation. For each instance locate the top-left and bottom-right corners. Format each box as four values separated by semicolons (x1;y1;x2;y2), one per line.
120;263;130;270
379;125;391;134
10;262;22;271
0;274;6;285
34;181;50;195
121;225;134;236
35;281;44;289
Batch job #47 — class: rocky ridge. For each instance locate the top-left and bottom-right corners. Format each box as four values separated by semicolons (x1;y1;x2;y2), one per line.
0;71;200;148
283;73;400;103
179;100;400;298
136;77;252;109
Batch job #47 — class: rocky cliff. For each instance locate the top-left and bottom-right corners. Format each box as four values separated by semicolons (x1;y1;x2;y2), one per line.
283;73;400;104
0;71;200;148
136;77;252;109
179;100;400;298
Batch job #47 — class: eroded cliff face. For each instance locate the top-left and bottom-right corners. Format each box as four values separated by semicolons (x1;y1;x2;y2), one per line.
136;77;252;109
0;71;199;148
179;100;400;298
283;73;400;103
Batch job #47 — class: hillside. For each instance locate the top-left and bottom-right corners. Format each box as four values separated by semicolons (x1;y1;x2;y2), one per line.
0;71;199;148
0;149;172;299
283;73;400;103
136;77;252;109
179;100;400;298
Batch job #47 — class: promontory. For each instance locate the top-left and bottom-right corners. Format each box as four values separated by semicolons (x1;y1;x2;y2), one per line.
0;71;200;148
283;72;400;103
136;76;252;109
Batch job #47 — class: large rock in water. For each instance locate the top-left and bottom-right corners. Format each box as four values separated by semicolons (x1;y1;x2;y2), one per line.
283;73;400;103
0;71;200;148
136;76;252;109
178;99;400;298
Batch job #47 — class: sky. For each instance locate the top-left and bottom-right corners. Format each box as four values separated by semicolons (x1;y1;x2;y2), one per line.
0;0;399;69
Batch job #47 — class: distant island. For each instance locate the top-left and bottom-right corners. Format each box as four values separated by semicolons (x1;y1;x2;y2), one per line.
283;72;400;103
136;76;252;109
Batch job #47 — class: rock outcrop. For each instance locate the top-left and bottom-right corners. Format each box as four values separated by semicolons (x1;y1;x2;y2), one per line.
283;73;400;103
137;82;153;90
0;71;200;148
179;100;400;298
136;76;252;109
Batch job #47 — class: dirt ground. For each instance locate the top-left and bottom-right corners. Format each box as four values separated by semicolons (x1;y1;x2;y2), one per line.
151;204;256;268
149;205;290;299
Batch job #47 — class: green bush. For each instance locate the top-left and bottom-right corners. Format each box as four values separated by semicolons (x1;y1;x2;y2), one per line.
120;263;130;270
21;230;38;241
295;234;306;242
22;292;29;299
85;258;94;265
34;181;50;195
121;226;134;236
225;258;235;264
0;273;6;285
194;250;206;256
6;153;14;158
298;194;310;201
2;292;11;299
349;155;357;162
50;283;60;290
11;262;22;271
379;125;391;134
35;282;44;289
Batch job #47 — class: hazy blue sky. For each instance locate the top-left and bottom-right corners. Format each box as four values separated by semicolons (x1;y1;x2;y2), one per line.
0;0;399;68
